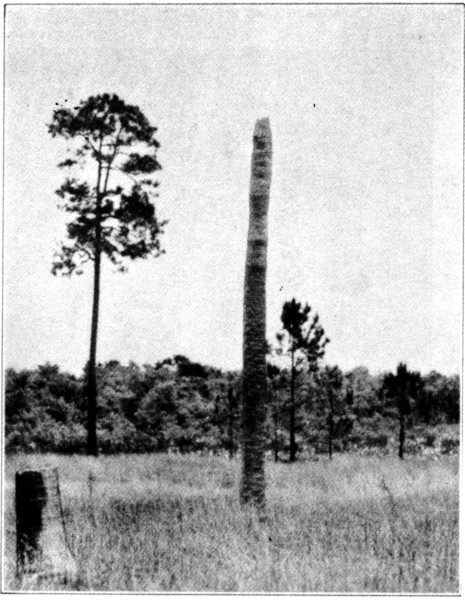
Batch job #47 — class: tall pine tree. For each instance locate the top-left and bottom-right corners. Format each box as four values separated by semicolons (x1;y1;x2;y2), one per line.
49;94;166;456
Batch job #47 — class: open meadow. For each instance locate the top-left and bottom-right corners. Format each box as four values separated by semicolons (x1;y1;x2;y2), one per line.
3;4;462;595
3;452;459;593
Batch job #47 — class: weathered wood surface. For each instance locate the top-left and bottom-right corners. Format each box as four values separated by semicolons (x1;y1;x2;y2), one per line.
15;468;77;584
240;118;272;511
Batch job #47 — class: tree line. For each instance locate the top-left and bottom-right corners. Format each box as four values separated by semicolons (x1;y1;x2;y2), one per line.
5;356;459;457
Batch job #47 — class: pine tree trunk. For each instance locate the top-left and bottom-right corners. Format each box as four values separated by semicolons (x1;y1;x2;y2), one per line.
273;407;279;463
289;349;297;462
240;118;272;511
328;386;334;460
398;413;405;459
398;387;407;460
87;203;102;457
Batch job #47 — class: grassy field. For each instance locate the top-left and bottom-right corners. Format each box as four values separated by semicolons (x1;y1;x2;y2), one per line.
3;452;459;592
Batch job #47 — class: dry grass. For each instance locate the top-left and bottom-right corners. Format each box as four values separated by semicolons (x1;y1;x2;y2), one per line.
3;452;459;592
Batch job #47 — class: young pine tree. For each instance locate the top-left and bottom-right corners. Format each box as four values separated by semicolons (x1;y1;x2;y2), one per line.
276;299;329;462
383;363;419;459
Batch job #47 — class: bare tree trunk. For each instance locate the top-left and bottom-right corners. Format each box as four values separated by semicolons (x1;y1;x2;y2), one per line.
240;118;272;511
87;198;102;457
398;412;405;459
289;348;297;462
273;407;279;463
396;363;409;461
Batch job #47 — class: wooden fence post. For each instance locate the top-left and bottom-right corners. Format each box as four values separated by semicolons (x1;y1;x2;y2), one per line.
15;468;77;585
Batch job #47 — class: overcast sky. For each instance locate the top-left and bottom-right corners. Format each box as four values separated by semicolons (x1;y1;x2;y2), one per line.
4;5;463;376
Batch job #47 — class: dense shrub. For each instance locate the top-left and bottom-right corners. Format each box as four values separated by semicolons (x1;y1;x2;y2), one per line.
440;437;460;455
365;432;389;448
4;360;460;455
424;433;436;447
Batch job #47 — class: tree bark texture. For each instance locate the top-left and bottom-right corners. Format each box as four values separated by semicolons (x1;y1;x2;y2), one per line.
16;469;77;584
240;118;272;510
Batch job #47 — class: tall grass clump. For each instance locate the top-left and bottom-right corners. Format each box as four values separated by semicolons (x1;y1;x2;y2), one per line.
3;453;459;592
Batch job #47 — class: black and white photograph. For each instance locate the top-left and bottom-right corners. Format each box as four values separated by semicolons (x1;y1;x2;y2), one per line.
2;4;462;593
